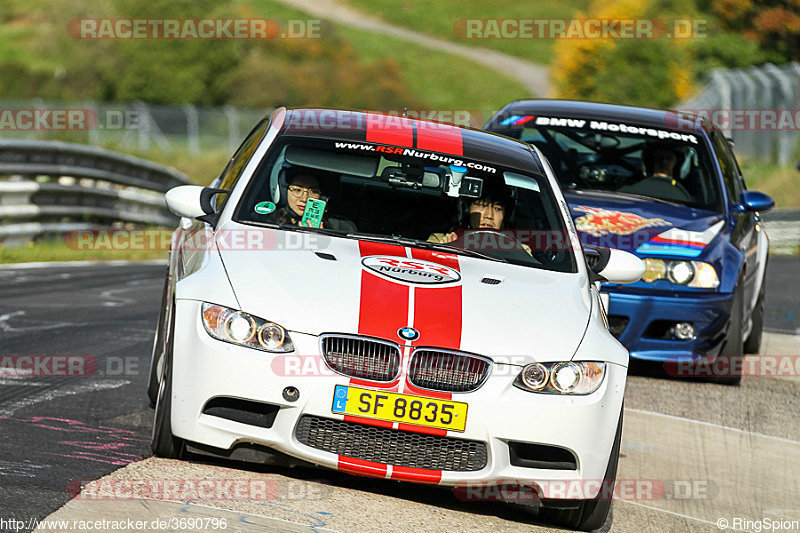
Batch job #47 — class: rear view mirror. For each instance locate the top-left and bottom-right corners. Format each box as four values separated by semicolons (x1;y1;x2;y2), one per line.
165;185;228;224
586;246;645;284
740;190;774;212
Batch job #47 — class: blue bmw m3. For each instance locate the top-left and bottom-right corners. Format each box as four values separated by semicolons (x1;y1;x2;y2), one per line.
485;100;775;384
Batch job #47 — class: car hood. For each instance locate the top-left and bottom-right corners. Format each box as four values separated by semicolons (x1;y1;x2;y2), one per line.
562;190;725;256
216;224;592;363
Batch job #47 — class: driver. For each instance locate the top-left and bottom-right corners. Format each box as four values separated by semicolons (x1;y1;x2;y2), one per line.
428;194;504;244
648;146;679;181
617;143;692;202
427;188;532;255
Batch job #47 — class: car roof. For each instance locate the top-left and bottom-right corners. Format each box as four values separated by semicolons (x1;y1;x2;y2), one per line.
487;99;711;135
279;108;546;176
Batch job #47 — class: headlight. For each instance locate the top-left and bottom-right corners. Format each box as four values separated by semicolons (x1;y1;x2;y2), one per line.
201;303;294;352
515;362;606;395
642;258;719;288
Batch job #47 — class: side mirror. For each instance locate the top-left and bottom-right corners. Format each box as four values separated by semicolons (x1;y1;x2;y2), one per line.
739;190;774;212
586;247;645;284
164;185;229;224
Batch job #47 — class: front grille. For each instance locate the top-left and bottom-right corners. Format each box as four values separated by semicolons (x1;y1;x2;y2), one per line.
608;315;629;339
295;415;487;471
320;335;401;382
408;349;491;392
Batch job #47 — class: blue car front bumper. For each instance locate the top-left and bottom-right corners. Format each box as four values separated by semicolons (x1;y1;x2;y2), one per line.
604;288;735;362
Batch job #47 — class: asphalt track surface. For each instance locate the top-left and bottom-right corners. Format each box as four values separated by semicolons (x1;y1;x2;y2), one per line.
0;259;798;532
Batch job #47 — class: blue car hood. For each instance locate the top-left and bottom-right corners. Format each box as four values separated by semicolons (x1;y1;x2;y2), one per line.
562;190;725;257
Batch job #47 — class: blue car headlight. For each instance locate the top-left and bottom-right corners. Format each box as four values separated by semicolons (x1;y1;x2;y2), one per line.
201;303;294;353
642;258;719;288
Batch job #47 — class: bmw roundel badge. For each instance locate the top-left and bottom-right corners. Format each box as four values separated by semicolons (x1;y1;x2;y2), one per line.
397;327;420;341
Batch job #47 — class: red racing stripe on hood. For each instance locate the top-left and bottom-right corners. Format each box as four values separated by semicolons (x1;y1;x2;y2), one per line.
357;241;409;341
409;249;462;352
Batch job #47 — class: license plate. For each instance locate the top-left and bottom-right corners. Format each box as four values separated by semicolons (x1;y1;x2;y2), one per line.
331;385;468;432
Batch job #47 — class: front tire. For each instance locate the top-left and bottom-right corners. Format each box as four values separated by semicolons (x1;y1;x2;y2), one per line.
744;271;766;354
712;282;745;386
147;272;170;405
538;409;623;531
150;298;185;459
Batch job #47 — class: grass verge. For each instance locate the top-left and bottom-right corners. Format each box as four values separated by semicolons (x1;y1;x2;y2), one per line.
0;239;168;264
340;0;589;64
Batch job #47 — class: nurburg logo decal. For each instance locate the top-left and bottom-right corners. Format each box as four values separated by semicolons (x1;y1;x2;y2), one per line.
361;255;461;285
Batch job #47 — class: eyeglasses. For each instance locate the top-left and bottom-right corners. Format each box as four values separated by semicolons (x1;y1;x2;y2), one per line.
288;185;321;199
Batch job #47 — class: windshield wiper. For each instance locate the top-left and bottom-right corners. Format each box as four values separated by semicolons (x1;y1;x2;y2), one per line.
347;233;508;263
238;219;343;236
571;188;687;207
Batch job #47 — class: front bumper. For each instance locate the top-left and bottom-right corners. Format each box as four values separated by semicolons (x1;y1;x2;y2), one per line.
170;299;626;500
604;288;734;362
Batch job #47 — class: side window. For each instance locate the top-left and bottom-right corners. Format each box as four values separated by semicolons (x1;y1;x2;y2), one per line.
710;130;742;203
215;118;271;209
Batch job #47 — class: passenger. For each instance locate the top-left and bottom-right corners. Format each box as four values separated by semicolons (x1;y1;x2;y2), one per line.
270;173;325;227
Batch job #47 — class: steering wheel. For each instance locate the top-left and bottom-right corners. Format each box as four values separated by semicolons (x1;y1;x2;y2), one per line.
453;229;543;264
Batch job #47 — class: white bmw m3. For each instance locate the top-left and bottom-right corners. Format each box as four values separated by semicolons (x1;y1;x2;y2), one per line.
149;107;644;530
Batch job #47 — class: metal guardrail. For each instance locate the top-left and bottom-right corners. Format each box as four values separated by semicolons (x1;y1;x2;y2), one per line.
0;139;190;246
679;62;800;165
763;208;800;254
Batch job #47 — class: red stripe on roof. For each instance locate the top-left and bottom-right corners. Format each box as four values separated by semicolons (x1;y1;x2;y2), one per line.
415;122;463;156
366;114;413;147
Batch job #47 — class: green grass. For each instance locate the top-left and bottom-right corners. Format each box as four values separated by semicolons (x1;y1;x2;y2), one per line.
0;239;168;264
246;0;532;109
340;0;590;64
739;158;800;208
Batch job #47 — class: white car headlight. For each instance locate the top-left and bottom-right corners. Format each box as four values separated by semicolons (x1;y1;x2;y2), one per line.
516;362;606;395
642;258;719;288
201;303;294;353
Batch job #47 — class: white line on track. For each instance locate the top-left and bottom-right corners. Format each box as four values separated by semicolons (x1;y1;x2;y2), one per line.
624;407;800;447
614;498;729;529
0;379;130;416
162;500;339;532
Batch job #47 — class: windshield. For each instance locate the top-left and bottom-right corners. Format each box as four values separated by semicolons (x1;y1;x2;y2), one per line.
233;136;576;273
496;117;723;212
